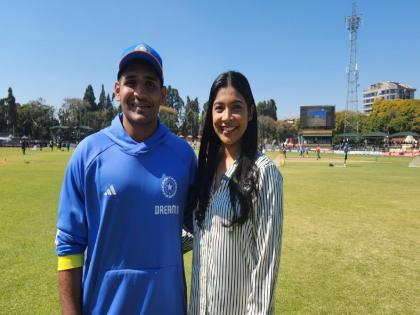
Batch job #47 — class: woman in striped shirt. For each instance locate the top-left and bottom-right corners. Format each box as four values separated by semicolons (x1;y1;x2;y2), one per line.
189;71;283;315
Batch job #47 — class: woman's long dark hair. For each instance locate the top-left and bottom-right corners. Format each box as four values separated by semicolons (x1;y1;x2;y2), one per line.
195;71;259;228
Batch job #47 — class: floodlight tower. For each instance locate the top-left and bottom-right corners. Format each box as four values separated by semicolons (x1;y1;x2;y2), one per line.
344;1;361;135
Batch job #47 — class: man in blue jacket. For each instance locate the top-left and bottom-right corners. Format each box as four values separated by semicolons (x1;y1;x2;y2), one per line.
56;43;196;315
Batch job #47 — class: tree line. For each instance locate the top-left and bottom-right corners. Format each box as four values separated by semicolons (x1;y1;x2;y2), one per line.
0;85;119;143
1;85;419;144
334;99;420;135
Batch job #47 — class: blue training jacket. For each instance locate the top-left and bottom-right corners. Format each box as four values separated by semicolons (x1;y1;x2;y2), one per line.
56;114;197;315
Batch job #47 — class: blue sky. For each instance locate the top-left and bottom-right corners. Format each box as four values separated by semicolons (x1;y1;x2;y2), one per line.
1;0;419;118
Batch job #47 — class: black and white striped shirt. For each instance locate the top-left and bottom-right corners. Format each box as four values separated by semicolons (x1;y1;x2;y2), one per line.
189;154;283;315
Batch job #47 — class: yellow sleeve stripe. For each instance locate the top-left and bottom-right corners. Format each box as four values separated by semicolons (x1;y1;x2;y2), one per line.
57;254;84;271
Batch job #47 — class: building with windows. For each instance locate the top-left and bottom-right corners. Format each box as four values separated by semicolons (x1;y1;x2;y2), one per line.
363;82;416;113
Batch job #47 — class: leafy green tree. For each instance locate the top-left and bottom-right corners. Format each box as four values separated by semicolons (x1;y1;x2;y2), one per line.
87;111;104;131
58;98;87;127
334;111;346;134
83;85;97;111
101;93;117;128
334;111;367;134
257;99;277;120
294;118;300;131
164;86;184;128
256;101;266;118
5;87;18;134
276;119;298;140
97;84;106;110
258;115;298;144
105;93;113;110
180;97;199;137
198;102;208;135
159;108;178;133
17;98;57;139
0;98;6;133
258;116;277;143
258;117;268;143
58;95;117;136
368;99;420;134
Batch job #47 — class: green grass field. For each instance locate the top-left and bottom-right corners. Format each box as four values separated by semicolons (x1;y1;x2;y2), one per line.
0;148;419;314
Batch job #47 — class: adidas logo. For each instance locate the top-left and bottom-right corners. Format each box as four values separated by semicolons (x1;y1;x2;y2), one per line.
104;185;117;196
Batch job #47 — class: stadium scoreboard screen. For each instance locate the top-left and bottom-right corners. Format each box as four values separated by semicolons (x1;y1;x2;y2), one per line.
300;106;335;128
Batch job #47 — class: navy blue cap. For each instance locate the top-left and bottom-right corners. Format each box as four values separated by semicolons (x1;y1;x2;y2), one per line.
118;43;163;84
